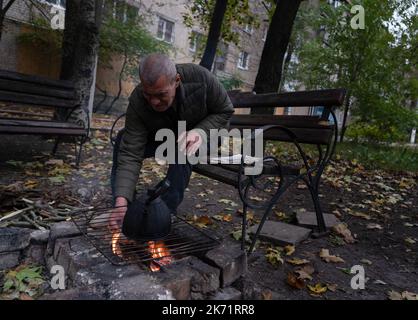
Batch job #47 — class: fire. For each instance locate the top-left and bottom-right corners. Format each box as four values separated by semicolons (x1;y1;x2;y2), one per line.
148;241;173;272
111;232;123;257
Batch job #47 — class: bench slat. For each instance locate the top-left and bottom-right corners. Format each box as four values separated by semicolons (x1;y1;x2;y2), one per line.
0;90;77;108
230;125;333;145
0;125;86;135
229;89;346;108
217;163;300;176
229;114;332;128
0;118;83;129
0;79;76;100
0;70;74;90
193;164;242;187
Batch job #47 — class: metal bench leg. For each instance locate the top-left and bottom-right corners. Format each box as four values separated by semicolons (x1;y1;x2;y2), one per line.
75;140;84;168
307;183;329;237
241;203;248;251
52;137;60;155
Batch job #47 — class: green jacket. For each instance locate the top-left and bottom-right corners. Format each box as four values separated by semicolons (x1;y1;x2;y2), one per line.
114;63;235;202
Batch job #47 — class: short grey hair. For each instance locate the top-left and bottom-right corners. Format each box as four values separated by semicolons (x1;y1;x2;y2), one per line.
139;53;177;85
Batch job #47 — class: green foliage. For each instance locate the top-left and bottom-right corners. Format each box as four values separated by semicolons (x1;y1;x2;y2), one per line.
99;9;170;79
1;265;45;300
286;0;418;142
218;74;243;91
183;0;261;46
16;18;63;56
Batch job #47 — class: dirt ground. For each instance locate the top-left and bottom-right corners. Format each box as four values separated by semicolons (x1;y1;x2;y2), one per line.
0;121;417;300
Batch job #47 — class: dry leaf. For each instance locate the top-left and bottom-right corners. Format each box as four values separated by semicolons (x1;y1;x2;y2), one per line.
286;272;305;290
366;223;383;230
193;215;213;228
307;283;327;294
402;291;418;300
286;258;310;266
360;259;372;265
319;249;345;263
284;245;295;256
332;223;356;243
326;284;338;292
261;290;273;300
222;214;233;222
405;237;416;244
265;247;284;266
349;211;372;220
294;265;315;281
387;290;403;300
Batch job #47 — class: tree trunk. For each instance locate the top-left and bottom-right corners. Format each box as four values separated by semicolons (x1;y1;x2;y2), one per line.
251;0;302;114
199;0;228;71
57;0;103;128
340;92;351;142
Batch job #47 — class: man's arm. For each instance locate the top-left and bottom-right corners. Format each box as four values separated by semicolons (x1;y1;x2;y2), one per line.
113;97;149;203
193;68;234;135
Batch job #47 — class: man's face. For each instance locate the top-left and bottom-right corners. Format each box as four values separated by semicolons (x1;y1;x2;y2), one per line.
141;74;180;112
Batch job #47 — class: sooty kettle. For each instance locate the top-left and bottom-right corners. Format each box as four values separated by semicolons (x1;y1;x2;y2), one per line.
122;179;171;241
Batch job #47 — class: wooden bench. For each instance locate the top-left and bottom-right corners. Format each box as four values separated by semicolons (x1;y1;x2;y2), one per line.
0;70;90;166
110;88;346;253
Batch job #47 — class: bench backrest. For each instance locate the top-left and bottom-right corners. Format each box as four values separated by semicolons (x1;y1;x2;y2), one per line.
227;89;346;145
0;70;78;109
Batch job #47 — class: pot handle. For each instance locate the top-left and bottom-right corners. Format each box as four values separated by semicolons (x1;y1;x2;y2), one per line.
146;179;171;205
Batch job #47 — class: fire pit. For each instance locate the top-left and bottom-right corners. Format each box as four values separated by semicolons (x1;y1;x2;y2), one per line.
70;206;221;272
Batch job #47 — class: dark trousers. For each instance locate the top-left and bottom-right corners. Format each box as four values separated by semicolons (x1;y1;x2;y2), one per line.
111;129;192;213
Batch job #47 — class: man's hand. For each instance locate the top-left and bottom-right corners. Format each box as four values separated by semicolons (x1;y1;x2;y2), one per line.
109;197;128;233
178;130;203;157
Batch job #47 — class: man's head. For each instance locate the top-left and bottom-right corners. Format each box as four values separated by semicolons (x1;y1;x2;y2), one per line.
139;53;180;112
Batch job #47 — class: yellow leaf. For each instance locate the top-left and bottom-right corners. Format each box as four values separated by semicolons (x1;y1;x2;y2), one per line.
307;283;327;294
349;211;372;220
286;258;310;266
24;180;38;189
284;245;295;256
319;249;345;263
222;214;233;222
332;223;356;244
265;247;283;266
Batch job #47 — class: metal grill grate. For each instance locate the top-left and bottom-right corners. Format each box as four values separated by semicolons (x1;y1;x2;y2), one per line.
70;206;221;267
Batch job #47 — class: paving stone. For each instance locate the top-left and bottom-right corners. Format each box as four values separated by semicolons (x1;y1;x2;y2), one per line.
107;274;175;300
0;227;31;253
209;287;242;300
47;221;82;255
0;251;20;270
248;221;311;246
296;211;341;229
204;241;247;287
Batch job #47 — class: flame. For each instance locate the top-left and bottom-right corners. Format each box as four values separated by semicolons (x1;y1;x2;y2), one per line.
148;241;173;272
111;232;123;257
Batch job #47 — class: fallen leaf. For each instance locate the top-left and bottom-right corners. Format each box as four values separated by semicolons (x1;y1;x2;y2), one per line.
373;280;387;285
332;223;356;243
387;290;403;300
286;258;310;266
319;249;345;263
286;272;305;290
366;223;383;230
222;214;233;222
218;199;238;206
349;211;372;220
193;215;213;228
402;291;418;300
360;259;372;265
265;247;284;267
405;237;416;245
284;245;295;256
24;180;38;189
294;265;315;281
307;283;327;294
261;290;273;300
326;283;338;292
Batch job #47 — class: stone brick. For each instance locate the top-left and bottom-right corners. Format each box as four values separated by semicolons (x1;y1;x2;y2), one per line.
47;221;82;255
30;229;50;244
209;287;242;300
204;241;247;287
107;274;175;300
0;227;31;253
53;236;108;279
188;257;221;295
248;221;311;246
23;244;46;265
0;251;20;270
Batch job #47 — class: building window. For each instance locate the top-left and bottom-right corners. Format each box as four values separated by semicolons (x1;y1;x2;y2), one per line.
157;17;174;43
244;23;253;34
189;31;203;53
39;0;66;8
215;42;228;71
237;51;249;70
